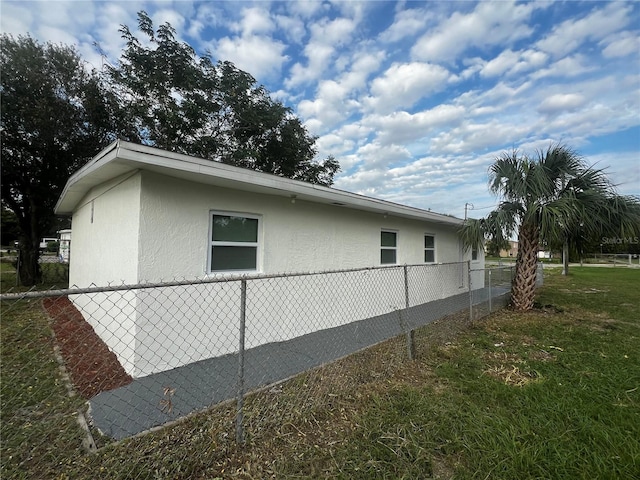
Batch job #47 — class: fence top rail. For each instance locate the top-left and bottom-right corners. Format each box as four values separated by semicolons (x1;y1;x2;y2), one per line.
0;261;470;301
470;265;516;272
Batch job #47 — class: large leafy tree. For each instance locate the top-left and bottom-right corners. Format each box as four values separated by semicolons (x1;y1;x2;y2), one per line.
1;34;127;285
460;143;640;311
107;11;339;185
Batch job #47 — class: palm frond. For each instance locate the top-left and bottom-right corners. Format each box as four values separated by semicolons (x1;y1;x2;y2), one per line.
536;195;579;244
567;166;613;195
537;142;582;180
490;202;521;238
458;218;487;251
488;150;526;201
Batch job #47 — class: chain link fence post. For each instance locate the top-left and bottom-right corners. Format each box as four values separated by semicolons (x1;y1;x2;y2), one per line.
15;248;20;286
488;268;492;314
235;278;247;445
468;260;473;323
403;265;415;360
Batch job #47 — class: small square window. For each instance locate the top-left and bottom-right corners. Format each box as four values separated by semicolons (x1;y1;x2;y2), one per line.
209;213;259;272
381;230;397;264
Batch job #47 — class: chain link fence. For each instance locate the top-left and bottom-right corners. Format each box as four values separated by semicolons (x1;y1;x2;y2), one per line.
1;261;535;478
584;253;640;266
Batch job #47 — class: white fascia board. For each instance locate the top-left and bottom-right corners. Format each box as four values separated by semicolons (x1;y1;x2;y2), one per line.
55;141;122;214
55;140;463;227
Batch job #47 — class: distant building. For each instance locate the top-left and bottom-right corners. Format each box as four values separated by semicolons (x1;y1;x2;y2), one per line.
39;237;58;250
58;229;71;263
499;241;518;258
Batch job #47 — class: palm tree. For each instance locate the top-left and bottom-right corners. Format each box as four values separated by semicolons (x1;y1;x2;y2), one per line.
460;143;640;311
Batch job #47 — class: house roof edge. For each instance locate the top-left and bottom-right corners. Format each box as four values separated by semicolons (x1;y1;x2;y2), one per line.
55;141;463;226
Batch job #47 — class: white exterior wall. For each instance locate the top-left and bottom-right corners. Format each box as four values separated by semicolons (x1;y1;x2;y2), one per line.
136;171;463;278
69;170;483;378
69;173;142;374
123;172;475;376
69;172;141;287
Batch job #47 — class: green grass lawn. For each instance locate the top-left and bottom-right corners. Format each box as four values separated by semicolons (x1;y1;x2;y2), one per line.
328;268;640;479
0;261;69;293
1;267;638;479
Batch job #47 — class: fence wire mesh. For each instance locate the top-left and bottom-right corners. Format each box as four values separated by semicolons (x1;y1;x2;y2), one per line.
1;261;525;479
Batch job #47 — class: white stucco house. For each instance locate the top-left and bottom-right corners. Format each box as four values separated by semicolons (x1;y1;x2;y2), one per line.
55;140;483;377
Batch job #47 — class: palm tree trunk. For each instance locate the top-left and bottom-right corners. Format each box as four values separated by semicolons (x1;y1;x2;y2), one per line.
512;223;539;311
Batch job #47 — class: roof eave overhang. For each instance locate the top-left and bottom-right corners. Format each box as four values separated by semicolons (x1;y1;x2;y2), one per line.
54;140;463;227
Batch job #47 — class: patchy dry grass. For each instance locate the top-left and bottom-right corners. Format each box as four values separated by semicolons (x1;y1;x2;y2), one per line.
2;267;639;479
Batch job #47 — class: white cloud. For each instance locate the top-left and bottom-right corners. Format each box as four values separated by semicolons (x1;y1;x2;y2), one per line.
37;25;79;47
315;133;357;160
538;93;587;115
0;2;34;36
480;49;548;78
341;51;385;91
274;14;307;44
365;104;466;145
286;0;326;19
530;54;593;80
152;9;186;34
588;151;640;197
601;31;640;59
188;4;223;39
2;0;637;221
357;142;412;168
514;49;548;74
215;34;288;81
365;62;452;114
298;80;353;132
285;16;357;88
429;120;532;155
536;2;633;58
480;50;520;78
296;50;384;133
379;7;430;43
286;41;334;88
411;1;538;63
234;7;274;36
334;148;500;216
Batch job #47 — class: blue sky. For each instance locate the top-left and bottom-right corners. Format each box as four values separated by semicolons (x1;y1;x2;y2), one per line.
2;0;639;219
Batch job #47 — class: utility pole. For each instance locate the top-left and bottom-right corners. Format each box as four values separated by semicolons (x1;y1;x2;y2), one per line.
464;202;474;220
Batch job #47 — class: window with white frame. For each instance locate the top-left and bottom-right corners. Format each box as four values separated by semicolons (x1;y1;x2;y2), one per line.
381;230;397;264
209;213;260;272
472;246;478;261
424;234;435;263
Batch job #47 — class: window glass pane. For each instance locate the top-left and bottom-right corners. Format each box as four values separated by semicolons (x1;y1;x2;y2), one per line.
425;250;435;263
381;249;396;264
211;246;257;271
472;248;478;260
212;215;258;242
424;235;434;248
381;231;396;247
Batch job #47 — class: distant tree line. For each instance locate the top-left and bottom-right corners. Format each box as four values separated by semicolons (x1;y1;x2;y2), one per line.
1;11;339;286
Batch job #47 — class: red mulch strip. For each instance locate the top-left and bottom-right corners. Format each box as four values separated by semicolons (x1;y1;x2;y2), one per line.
42;296;133;399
